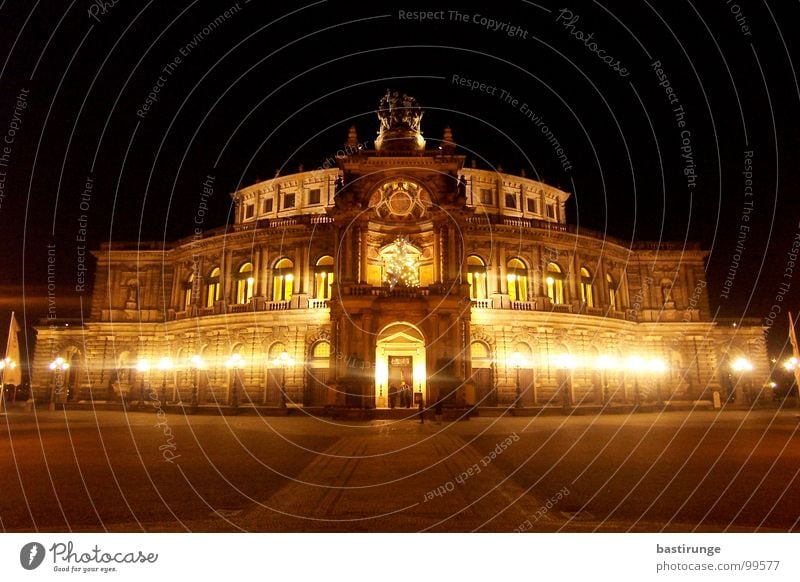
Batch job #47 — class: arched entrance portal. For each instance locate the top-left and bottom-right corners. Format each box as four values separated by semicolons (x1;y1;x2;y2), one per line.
375;322;426;408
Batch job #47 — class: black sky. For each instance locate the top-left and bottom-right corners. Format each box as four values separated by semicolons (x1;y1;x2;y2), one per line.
1;0;798;368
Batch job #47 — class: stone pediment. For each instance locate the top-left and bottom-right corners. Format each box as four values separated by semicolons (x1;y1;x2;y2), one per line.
381;331;423;345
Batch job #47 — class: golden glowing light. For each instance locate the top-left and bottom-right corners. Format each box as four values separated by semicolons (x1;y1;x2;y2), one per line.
731;357;753;373
48;357;68;371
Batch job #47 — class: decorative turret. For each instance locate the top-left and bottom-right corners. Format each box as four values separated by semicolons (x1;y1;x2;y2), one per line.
441;126;456;153
346;124;359;149
375;90;426;152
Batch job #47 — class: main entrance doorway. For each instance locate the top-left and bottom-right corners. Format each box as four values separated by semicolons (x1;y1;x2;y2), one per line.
375;322;426;408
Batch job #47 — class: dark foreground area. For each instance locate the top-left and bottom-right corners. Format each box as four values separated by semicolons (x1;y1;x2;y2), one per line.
1;406;798;532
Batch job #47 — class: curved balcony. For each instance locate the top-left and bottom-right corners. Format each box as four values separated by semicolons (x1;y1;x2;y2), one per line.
160;287;700;324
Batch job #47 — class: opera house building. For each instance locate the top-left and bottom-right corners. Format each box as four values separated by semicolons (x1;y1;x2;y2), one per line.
32;93;769;412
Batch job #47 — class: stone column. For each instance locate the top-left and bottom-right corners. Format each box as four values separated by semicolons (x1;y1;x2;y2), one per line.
170;264;182;310
531;245;543;302
439;226;447;284
498;246;508;294
359;227;368;285
447;225;458;282
254;248;263;297
566;253;577;304
343;227;354;283
599;264;609;309
294;244;304;294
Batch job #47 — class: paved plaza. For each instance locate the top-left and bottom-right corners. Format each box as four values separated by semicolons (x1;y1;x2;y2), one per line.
1;407;798;532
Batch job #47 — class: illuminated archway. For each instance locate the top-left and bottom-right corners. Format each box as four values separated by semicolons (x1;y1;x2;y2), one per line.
375;322;426;408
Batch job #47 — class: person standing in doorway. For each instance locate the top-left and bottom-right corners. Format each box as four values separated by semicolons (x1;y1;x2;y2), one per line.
418;395;425;424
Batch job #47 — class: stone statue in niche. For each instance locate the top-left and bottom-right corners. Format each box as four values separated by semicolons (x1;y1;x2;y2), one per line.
456;175;467;205
333;175;360;211
125;282;139;309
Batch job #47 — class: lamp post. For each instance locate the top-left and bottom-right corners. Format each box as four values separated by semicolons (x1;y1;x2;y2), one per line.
189;355;204;410
625;356;645;407
47;357;69;411
648;358;667;406
272;351;294;408
555;354;576;409
226;353;244;408
783;357;799;406
595;355;616;405
730;356;753;406
510;351;526;408
157;357;173;404
0;356;17;411
136;358;150;406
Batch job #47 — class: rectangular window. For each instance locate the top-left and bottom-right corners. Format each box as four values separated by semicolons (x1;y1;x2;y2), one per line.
308;188;321;205
504;193;517;209
283;193;296;209
263;198;273;213
546;204;556;219
527;198;537;213
244;204;255;219
480;188;492;205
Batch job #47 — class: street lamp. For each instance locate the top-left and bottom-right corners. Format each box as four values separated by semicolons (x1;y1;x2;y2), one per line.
554;353;576;408
272;351;294;408
595;355;617;404
157;357;173;404
784;357;800;405
0;356;17;411
510;351;526;408
731;357;753;373
48;356;69;411
226;353;245;407
189;355;204;409
648;358;667;405
730;356;753;405
136;358;150;406
625;356;645;406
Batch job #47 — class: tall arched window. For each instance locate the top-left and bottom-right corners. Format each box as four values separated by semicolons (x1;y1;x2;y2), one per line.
314;256;334;300
580;267;594;307
607;273;618;311
236;262;254;304
467;255;487;300
182;273;194;310
507;258;528;302
545;262;565;304
206;267;221;308
312;341;330;358
272;258;294;302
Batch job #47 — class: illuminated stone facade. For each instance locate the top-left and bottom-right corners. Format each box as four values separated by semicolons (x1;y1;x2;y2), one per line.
32;94;769;409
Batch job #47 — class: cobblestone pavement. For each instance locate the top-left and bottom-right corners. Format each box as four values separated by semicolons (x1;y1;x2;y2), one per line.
2;408;798;532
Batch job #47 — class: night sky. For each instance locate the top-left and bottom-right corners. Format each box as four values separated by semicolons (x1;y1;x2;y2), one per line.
1;0;798;373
